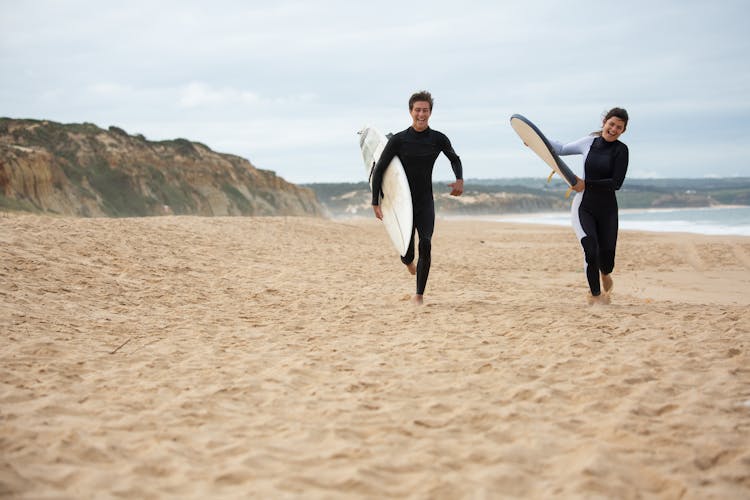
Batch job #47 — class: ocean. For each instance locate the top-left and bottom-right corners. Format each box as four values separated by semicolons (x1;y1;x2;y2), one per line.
492;206;750;236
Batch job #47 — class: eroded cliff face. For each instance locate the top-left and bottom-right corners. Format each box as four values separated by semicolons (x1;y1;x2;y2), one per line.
0;118;323;217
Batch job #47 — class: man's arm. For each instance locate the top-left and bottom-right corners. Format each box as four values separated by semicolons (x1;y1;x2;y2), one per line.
442;134;463;196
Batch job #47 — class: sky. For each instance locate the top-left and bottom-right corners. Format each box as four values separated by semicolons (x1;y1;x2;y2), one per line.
1;0;749;183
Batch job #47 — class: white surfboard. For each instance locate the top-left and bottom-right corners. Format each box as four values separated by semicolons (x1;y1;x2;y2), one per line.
358;125;413;257
510;114;579;187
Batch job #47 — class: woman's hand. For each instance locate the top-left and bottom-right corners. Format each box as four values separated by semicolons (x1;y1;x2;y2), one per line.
571;177;585;192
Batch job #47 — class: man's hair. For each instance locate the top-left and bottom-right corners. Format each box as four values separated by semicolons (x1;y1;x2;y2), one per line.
409;90;433;111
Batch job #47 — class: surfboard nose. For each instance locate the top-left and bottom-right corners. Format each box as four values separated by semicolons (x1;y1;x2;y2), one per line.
358;126;372;148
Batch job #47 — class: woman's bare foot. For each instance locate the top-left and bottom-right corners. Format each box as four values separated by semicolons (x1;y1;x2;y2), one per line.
586;292;611;305
601;273;613;293
411;294;424;305
406;262;416;275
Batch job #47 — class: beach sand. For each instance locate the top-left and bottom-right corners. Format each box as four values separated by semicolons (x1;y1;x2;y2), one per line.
1;214;749;499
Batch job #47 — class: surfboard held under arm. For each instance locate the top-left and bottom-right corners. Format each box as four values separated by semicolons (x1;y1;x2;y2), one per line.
510;114;579;188
358;125;413;257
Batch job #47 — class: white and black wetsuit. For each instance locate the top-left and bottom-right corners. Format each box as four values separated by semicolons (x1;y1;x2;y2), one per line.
371;126;463;295
552;136;629;296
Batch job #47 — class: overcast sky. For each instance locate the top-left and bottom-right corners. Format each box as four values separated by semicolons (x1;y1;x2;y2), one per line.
2;1;748;183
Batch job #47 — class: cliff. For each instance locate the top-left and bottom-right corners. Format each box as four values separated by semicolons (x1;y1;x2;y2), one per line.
306;178;750;217
0;118;323;217
305;182;570;217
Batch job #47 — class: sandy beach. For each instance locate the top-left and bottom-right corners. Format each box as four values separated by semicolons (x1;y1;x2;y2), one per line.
1;214;749;499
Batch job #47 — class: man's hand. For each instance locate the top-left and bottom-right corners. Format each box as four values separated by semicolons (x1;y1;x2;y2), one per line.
449;179;464;196
571;177;585;193
373;205;383;220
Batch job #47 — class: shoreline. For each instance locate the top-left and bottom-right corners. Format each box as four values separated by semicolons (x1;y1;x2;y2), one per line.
442;205;750;237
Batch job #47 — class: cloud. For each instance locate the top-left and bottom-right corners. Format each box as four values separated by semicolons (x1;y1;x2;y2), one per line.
2;1;750;183
178;82;260;108
88;83;136;98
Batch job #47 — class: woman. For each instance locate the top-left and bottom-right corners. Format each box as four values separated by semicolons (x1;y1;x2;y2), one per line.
552;108;629;304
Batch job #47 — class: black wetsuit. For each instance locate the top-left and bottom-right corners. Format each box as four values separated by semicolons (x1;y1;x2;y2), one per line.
553;135;629;296
371;126;463;295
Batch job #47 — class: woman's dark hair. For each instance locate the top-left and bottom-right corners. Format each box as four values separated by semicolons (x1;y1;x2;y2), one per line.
409;90;433;111
605;107;628;126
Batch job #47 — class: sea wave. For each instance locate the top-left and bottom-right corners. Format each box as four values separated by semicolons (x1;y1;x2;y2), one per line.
485;206;750;236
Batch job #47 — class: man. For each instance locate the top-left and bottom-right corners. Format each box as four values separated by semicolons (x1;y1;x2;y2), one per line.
371;90;464;304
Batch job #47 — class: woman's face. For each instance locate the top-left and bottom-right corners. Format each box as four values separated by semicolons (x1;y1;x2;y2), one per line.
602;116;627;142
410;101;432;131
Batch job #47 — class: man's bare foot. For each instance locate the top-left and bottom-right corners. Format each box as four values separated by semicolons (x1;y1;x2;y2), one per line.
411;294;424;305
406;262;416;275
586;292;611;305
601;273;613;293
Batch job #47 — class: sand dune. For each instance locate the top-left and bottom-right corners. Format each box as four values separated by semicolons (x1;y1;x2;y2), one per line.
1;214;749;499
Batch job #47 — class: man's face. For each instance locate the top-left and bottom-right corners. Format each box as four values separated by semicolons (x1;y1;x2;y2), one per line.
410;101;431;131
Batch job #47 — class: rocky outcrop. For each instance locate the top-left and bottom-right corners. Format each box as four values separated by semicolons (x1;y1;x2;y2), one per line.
0;118;323;217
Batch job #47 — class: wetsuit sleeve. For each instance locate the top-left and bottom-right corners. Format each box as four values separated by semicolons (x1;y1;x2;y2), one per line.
550;136;593;156
441;134;463;180
370;136;399;206
585;143;629;190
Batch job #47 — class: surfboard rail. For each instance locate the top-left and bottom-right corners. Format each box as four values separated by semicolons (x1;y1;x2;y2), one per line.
510;114;579;188
358;126;413;257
